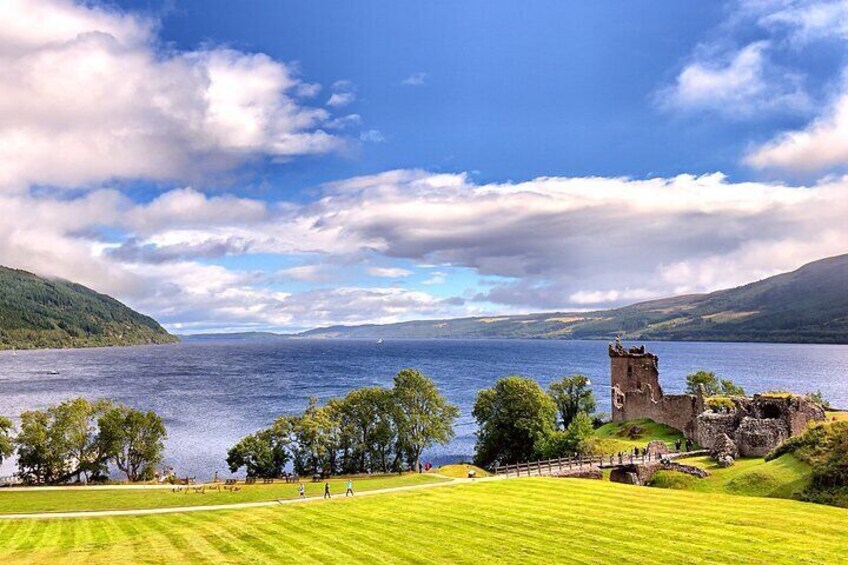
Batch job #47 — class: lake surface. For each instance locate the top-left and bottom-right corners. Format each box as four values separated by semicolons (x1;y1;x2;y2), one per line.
1;339;847;479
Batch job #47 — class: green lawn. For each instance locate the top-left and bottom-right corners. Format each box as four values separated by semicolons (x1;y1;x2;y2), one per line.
2;477;848;564
593;418;685;453
0;474;444;514
650;454;812;499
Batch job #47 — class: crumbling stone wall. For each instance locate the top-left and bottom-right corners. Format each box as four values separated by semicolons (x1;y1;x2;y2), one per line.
609;340;704;435
694;412;738;450
609;341;825;456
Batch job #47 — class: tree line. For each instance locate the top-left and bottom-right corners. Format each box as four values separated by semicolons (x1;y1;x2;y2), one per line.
0;398;166;484
227;369;460;478
472;374;599;469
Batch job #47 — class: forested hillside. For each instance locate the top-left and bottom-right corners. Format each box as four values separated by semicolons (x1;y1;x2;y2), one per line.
0;266;177;350
298;253;848;344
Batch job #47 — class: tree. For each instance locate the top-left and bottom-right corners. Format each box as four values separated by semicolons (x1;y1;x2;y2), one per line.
99;405;167;482
0;416;13;466
226;427;289;478
548;374;596;429
685;370;745;397
392;369;459;473
473;376;557;468
291;397;341;476
563;412;595;454
16;398;112;484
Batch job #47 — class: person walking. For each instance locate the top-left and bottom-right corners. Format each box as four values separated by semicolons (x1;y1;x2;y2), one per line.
346;479;354;497
323;482;331;499
299;483;306;499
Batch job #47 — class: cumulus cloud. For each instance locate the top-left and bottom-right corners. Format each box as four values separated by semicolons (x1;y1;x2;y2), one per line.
662;1;848;173
326;80;356;108
3;170;848;329
661;42;809;118
746;93;848;171
0;0;344;191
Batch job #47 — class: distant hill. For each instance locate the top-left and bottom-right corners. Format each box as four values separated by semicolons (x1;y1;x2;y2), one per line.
0;266;178;350
180;332;287;342
298;253;848;344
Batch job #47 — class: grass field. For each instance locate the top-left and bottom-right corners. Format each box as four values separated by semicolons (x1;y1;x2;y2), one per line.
2;477;848;564
0;474;444;514
650;454;812;499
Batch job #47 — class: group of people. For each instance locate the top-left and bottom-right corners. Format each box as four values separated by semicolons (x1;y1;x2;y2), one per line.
321;479;355;499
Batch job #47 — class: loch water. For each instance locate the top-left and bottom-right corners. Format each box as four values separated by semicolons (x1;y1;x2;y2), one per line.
1;338;847;478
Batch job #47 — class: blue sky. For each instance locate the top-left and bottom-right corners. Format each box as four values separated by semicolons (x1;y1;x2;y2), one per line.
2;0;848;332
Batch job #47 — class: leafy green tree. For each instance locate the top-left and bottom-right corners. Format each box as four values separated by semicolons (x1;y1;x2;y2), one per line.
392;369;459;473
16;398;112;484
0;416;13;466
473;376;557;468
548;374;596;429
339;387;394;472
98;405;167;482
564;412;595;454
291;397;341;475
226;427;289;478
685;370;745;397
720;379;746;397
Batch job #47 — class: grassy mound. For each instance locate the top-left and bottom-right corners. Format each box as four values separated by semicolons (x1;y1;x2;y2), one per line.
649;454;811;499
593;418;684;453
430;464;489;478
2;478;848;563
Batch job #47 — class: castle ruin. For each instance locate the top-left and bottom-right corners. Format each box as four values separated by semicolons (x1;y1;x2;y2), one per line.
609;340;825;457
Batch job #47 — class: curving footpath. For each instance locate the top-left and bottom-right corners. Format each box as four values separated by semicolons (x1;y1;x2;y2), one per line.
0;475;502;520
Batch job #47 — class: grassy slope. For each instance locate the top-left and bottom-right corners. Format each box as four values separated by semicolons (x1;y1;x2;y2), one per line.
2;478;848;564
0;474;443;514
593;418;684;453
650;454;812;499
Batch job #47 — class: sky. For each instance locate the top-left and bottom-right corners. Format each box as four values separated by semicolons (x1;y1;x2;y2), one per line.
1;0;848;333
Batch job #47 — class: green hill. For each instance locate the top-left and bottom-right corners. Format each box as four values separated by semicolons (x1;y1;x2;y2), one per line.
298;253;848;344
0;266;177;350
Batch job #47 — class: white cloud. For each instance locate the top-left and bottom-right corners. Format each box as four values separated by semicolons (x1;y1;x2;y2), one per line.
368;267;413;278
326;80;356;107
401;72;428;86
360;129;385;143
747;92;848;172
0;0;344;191
661;41;809;117
2;170;848;329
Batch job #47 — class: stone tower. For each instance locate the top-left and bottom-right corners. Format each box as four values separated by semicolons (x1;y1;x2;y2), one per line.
608;338;662;423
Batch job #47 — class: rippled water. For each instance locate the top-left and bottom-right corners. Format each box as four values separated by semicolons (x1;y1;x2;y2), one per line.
1;339;847;479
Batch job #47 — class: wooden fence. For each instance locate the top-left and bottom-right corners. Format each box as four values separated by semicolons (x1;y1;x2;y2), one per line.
493;449;672;478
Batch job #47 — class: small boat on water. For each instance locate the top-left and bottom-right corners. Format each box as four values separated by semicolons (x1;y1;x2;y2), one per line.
376;339;384;345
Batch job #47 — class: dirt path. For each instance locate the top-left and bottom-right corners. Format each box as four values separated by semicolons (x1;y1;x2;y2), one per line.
0;475;502;520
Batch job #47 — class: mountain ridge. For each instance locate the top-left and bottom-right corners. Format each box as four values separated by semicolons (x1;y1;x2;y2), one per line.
295;253;848;344
0;266;178;350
